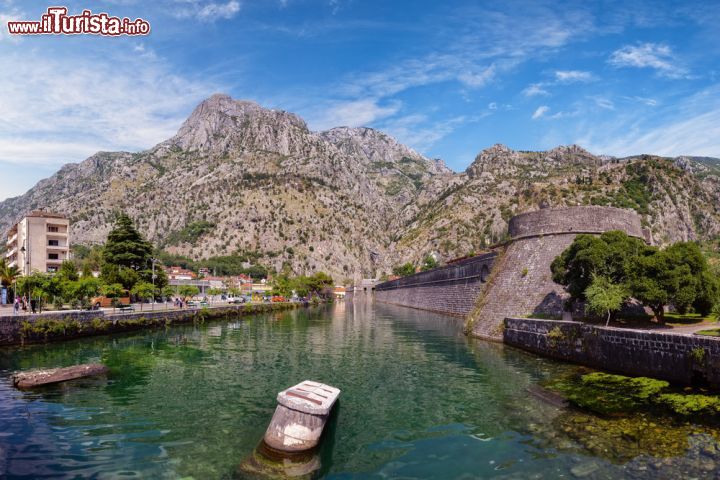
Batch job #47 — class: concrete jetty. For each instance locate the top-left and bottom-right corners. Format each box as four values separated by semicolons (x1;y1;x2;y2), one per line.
263;380;340;453
12;363;109;389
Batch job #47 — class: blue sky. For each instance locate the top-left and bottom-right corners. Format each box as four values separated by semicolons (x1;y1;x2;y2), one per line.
1;0;719;201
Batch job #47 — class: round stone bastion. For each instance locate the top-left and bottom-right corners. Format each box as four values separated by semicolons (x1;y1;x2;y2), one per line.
508;206;644;241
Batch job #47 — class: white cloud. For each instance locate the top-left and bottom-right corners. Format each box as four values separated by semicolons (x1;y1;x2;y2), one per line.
0;3;23;43
0;48;220;167
532;105;550;119
522;71;593;98
457;64;496;87
488;102;497;110
587;110;720;156
554;70;594;83
522;84;549;97
579;86;720;156
381;114;469;152
198;0;240;19
171;0;241;21
634;96;658;106
313;99;401;129
592;97;614;110
608;43;687;78
549;109;580;119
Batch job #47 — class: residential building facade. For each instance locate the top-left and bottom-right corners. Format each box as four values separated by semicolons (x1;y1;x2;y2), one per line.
5;211;70;275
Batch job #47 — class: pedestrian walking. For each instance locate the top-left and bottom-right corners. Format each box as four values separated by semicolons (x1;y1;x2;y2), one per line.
13;298;19;315
30;298;37;314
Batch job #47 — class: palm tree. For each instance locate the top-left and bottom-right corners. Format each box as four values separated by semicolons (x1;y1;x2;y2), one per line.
0;259;21;301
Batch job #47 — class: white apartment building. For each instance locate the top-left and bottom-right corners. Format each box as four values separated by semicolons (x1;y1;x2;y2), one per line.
5;211;71;274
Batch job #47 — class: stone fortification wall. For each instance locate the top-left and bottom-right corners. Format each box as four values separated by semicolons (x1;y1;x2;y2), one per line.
508;206;645;240
374;252;497;317
467;207;644;340
504;317;720;388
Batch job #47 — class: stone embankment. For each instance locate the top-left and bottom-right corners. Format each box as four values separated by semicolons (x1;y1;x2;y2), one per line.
373;252;497;317
0;303;302;346
504;317;720;388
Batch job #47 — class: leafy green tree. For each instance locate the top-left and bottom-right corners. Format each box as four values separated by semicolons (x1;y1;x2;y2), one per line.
271;274;293;297
17;272;48;302
0;259;20;301
585;276;628;325
178;285;200;299
392;262;416;277
152;267;169;290
630;242;720;322
160;285;175;300
72;244;105;272
207;287;224;301
307;272;333;297
131;281;155;311
64;277;101;309
101;213;162;290
556;232;720;324
100;264;140;291
551;231;653;300
421;254;438;272
57;260;79;282
81;263;94;278
103;214;153;271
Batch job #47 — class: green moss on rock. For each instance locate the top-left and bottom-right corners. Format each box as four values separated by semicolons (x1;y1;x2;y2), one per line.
657;393;720;416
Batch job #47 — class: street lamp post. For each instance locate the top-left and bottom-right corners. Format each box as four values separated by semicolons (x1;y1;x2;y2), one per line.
150;257;158;309
20;244;28;310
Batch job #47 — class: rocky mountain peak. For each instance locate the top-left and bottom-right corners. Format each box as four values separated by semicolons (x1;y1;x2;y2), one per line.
465;144;518;178
321;126;420;161
545;144;602;166
166;93;309;155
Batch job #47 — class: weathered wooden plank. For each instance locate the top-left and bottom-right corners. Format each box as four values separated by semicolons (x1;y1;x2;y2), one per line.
12;363;109;389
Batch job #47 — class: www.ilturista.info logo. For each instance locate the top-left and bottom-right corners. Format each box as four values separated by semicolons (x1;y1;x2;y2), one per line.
7;7;150;36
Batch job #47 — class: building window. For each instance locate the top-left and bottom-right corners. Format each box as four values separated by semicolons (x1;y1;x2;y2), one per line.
48;253;59;260
47;266;58;273
48;239;59;246
48;226;59;232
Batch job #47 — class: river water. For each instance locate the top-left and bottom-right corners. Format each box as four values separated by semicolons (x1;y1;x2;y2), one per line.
0;302;719;479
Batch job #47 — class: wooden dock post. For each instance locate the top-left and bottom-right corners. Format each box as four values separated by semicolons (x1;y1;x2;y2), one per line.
12;364;109;389
263;380;340;453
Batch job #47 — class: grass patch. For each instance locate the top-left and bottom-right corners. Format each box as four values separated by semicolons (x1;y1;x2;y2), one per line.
664;312;713;326
695;328;720;337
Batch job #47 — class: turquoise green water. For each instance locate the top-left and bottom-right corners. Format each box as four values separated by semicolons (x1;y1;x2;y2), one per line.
1;302;719;479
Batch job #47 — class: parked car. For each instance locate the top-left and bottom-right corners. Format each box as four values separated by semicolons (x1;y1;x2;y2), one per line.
271;296;286;303
186;299;210;307
227;297;245;304
91;295;130;309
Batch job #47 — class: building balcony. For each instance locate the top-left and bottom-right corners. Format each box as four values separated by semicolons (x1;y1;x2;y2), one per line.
6;233;17;245
5;247;17;258
46;231;68;237
46;244;69;250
